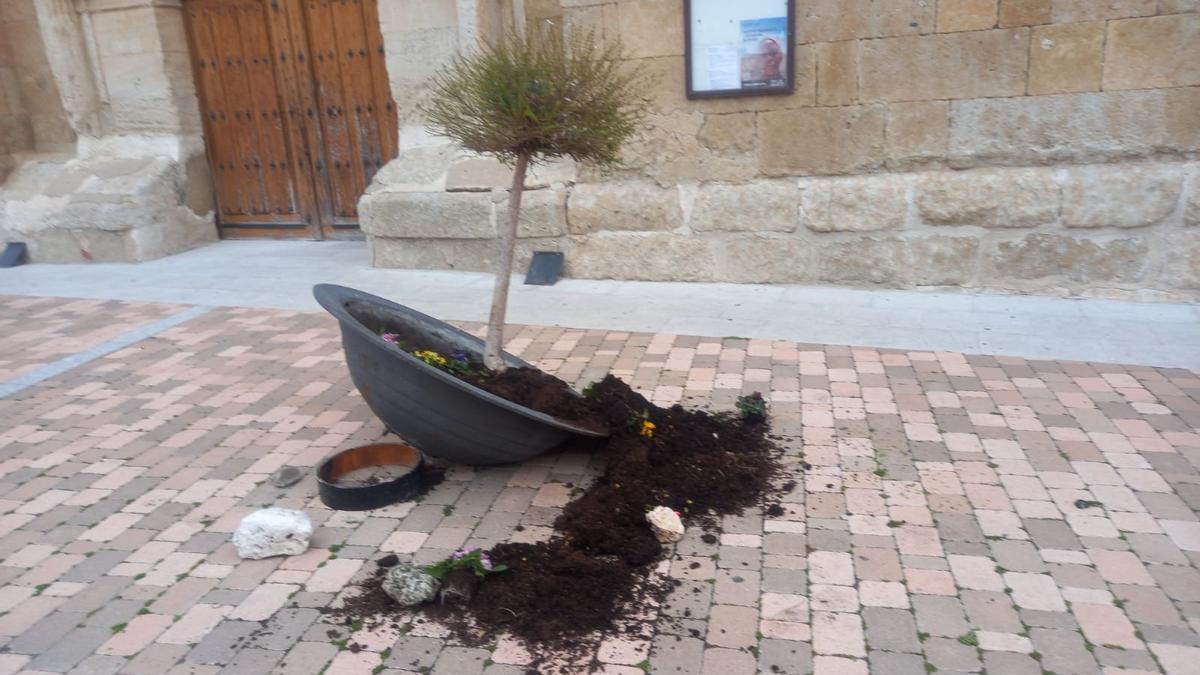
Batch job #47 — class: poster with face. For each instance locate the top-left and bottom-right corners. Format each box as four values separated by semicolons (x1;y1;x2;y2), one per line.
686;0;794;98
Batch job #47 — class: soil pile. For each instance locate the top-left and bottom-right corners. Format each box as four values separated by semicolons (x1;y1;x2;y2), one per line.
326;374;781;663
464;367;608;433
556;376;779;566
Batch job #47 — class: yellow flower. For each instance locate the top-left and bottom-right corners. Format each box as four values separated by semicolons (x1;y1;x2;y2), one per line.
413;350;447;367
640;420;656;438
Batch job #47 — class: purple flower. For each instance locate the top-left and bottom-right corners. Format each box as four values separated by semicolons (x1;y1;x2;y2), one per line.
450;350;469;362
452;546;476;560
481;554;494;571
381;333;399;343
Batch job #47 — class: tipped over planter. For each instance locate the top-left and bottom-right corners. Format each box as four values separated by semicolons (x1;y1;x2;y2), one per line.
314;284;607;465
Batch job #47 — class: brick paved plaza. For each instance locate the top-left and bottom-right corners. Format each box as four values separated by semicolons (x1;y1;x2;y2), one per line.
1;294;1199;674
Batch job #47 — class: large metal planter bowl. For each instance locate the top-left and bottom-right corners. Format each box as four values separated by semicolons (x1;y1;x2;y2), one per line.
314;284;607;465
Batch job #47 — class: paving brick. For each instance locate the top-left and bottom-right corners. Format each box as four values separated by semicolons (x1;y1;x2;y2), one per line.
228;583;296;621
121;643;190;675
912;595;970;637
924;636;982;671
97;613;175;656
981;650;1041;675
1005;571;1067;611
650;634;704;674
701;647;756;675
1073;602;1145;650
812;611;866;657
961;589;1022;633
26;625;111;673
862;607;921;653
6;607;79;655
276;641;337;675
707;604;758;649
1;299;1198;673
218;647;283;674
432;646;488;675
159;606;232;646
757;638;811;674
1030;627;1099;675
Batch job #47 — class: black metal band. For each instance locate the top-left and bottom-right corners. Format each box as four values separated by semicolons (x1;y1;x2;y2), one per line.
316;443;424;511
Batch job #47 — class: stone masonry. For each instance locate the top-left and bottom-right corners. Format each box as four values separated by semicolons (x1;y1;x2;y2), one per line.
363;1;1200;301
0;1;216;262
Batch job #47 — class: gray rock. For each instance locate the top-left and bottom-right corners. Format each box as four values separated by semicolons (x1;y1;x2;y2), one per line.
382;563;440;606
231;508;312;560
269;466;303;488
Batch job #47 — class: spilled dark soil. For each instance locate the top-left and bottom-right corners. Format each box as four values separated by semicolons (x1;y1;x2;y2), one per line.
324;374;782;668
463;367;608;433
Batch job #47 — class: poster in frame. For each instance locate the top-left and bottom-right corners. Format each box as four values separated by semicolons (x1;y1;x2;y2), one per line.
684;0;796;99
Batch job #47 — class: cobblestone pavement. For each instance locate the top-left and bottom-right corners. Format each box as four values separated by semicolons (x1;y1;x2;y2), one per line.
0;297;183;381
1;294;1199;675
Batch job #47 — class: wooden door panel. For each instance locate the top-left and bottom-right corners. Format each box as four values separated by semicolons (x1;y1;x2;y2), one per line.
361;0;399;172
211;4;267;216
188;0;312;232
335;1;383;187
188;4;253;218
238;4;294;215
303;0;398;232
264;0;330;230
185;0;395;238
304;0;360;221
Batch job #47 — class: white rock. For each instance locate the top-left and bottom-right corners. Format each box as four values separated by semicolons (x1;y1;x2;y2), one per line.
232;508;312;560
646;506;685;544
382;563;440;606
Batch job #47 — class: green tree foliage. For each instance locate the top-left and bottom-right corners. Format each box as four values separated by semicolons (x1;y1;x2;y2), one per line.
424;26;650;370
425;26;650;168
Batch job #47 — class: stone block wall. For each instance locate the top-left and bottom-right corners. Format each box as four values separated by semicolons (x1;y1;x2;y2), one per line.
0;27;33;182
0;0;216;262
0;0;69;180
0;146;215;262
364;158;1199;295
377;0;461;127
371;2;1200;299
89;2;203;135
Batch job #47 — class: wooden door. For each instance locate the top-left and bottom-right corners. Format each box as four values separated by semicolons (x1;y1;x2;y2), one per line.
303;0;398;236
184;0;397;239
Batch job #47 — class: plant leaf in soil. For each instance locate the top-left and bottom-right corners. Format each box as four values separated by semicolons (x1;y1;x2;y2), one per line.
324;374;783;668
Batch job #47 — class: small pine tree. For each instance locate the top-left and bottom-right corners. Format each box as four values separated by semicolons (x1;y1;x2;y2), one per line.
424;26;650;371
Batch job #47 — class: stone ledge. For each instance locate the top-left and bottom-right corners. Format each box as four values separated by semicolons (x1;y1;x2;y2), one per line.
567;181;683;234
445;156;577;192
691;181;800;233
359;191;494;239
368;236;563;273
0;149;214;263
800;175;910;232
948;89;1200;167
363;160;1199;299
916;168;1060;228
988;234;1151;284
365;228;1200;299
1062;164;1182;228
566;232;716;282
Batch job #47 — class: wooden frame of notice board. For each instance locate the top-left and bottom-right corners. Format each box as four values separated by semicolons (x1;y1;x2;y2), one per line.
684;0;796;99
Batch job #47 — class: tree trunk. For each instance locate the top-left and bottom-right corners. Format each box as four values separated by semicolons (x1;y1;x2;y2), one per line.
483;150;530;371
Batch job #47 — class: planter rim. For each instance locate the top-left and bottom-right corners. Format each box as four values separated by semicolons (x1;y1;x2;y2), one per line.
316;442;424;511
313;283;607;438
